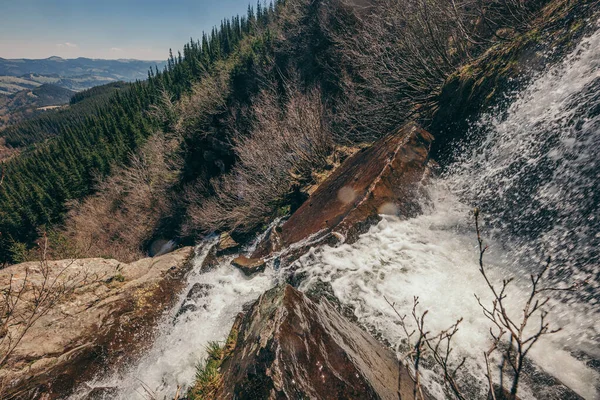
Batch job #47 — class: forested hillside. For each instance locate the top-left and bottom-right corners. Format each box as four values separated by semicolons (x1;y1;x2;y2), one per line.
0;2;280;264
0;0;591;265
0;84;75;129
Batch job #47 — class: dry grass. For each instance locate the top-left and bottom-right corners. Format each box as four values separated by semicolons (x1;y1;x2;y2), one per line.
329;0;549;140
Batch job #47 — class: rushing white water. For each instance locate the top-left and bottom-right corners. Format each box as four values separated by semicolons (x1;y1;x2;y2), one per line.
75;238;274;399
294;195;599;399
449;26;600;290
76;27;599;399
294;27;600;399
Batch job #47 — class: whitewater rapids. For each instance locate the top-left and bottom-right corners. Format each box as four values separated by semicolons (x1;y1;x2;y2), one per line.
77;26;600;400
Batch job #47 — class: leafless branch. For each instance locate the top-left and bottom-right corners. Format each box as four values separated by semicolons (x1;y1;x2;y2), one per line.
473;208;575;399
0;233;101;375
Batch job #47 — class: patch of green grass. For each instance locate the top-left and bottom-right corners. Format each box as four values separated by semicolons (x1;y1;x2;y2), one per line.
188;329;239;399
276;204;291;217
190;343;223;399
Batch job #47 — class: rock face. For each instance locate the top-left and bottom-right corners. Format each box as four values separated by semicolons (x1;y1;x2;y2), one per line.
253;122;435;260
217;284;425;399
231;256;266;275
216;232;239;255
0;247;193;399
430;0;597;161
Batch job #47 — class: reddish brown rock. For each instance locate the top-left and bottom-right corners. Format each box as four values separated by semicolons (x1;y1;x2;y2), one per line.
217;284;428;400
253;122;435;259
231;256;266;275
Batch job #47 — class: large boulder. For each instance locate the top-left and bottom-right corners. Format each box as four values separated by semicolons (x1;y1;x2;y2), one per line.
0;247;193;399
216;284;426;399
231;256;266;276
253;122;435;260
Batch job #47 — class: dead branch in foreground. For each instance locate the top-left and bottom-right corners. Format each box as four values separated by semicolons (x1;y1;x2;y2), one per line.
387;208;576;399
386;296;465;400
0;234;101;370
473;208;577;399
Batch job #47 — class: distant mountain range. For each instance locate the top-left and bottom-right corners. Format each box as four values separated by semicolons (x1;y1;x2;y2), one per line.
0;56;166;84
0;57;166;129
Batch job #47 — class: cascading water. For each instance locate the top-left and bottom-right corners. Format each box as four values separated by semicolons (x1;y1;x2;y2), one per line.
73;238;274;399
76;28;599;399
295;27;600;399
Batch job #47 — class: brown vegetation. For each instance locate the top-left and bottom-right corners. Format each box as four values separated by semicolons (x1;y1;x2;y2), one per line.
0;137;17;162
31;0;556;262
63;133;181;262
184;83;332;235
329;0;551;140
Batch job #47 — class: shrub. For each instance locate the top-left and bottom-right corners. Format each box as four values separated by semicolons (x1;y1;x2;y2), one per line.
63;133;181;262
329;0;551;141
184;83;333;235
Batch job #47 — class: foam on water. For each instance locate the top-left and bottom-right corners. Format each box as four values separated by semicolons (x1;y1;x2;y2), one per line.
448;25;600;285
293;187;599;399
292;26;600;399
75;238;274;399
76;26;600;400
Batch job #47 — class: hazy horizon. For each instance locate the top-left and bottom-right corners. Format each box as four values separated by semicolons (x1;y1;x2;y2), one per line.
0;0;253;61
0;55;165;61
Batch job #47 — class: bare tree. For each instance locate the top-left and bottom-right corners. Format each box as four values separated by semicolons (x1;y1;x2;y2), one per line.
326;0;550;141
328;0;481;141
386;208;575;399
473;208;576;399
177;66;232;138
63;133;181;262
386;296;465;400
184;81;333;235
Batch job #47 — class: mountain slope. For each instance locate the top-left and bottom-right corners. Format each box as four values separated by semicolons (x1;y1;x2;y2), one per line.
0;7;272;264
0;57;166;82
0;84;75;129
1;0;594;270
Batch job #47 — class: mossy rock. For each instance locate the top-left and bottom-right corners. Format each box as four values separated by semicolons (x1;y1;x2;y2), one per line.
430;0;598;162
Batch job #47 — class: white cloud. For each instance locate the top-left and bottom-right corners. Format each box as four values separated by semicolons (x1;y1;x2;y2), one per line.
110;47;124;52
57;42;78;48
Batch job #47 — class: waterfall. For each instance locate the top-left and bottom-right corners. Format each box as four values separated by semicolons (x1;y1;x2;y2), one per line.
295;27;600;399
73;238;274;399
448;27;600;290
75;28;599;400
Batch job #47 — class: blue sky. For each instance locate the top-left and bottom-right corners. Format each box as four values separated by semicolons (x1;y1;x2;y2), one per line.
0;0;253;60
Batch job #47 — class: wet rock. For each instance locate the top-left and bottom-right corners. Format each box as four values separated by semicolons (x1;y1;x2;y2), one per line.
0;247;194;399
186;282;213;300
216;232;239;255
250;225;283;259
82;386;118;400
231;256;266;276
148;238;177;257
199;244;220;273
174;283;214;320
175;303;199;318
252;122;435;262
217;284;427;400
